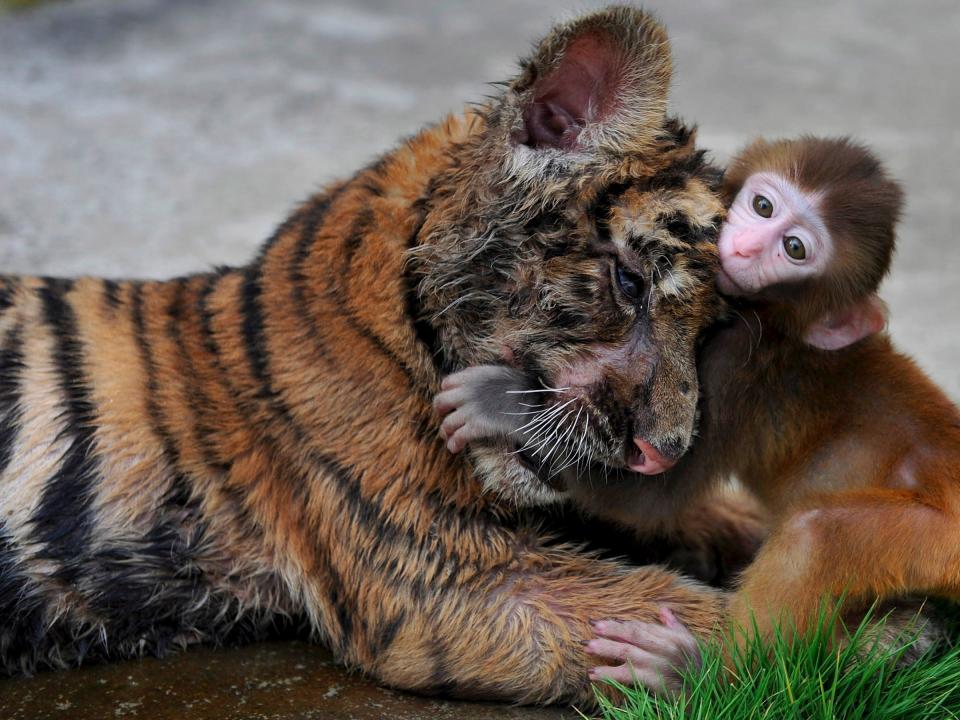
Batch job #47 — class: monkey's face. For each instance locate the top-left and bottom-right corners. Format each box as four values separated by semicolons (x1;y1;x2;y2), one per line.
718;172;832;297
719;136;901;319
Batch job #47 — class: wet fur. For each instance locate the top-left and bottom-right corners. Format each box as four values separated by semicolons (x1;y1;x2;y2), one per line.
0;7;731;706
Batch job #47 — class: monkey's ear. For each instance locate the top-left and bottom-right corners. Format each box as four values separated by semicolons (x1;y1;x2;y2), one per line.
510;7;671;154
804;294;888;350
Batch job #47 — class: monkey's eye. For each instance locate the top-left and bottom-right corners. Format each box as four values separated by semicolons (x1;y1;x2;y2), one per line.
783;235;806;261
615;261;643;303
752;194;773;218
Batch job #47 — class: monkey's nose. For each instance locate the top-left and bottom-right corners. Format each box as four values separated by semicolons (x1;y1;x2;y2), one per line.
628;438;677;475
732;231;765;258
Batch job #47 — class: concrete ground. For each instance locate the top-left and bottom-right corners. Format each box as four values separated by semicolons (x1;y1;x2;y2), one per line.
0;640;572;720
0;0;958;716
1;0;958;397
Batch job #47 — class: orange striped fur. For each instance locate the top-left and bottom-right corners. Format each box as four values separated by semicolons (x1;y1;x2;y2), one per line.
0;7;735;705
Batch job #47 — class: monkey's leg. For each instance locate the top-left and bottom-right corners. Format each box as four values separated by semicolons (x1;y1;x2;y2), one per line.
340;545;725;708
728;488;960;649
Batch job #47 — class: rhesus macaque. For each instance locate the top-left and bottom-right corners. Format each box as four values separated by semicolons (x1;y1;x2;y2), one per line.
434;136;960;694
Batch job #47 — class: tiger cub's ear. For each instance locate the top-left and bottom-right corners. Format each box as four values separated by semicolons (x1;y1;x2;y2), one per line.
509;6;672;156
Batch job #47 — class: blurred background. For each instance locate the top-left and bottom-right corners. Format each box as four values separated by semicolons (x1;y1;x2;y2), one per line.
1;0;958;397
0;0;958;715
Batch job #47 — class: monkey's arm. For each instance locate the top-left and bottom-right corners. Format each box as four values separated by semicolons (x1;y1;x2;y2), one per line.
728;488;960;647
571;480;767;586
662;485;768;586
433;365;540;452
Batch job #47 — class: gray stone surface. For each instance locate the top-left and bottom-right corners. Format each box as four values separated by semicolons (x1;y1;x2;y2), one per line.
0;0;958;399
0;0;958;717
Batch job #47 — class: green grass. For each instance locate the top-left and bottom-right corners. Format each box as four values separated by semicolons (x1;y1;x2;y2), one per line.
592;608;960;720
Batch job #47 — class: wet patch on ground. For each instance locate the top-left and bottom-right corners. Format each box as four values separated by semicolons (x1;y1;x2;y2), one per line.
0;641;573;719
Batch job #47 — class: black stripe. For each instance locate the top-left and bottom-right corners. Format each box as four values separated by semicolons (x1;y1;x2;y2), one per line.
683;253;720;275
658;118;695;148
359;178;385;197
102;279;122;310
132;283;187;471
335;209;430;398
646;166;689;192
370;610;406;657
196;268;234;379
341;208;373;262
195;267;262;431
287;188;350;367
258;182;347;264
648;148;720;192
323;552;354;654
192;271;273;547
240;263;275;401
287;194;343;370
31;278;100;582
660;212;700;244
0;323;25;477
402;203;448;374
0;278;15;313
166;278;229;474
130;282;200;515
426;637;458;696
255;198;312;260
239;260;317;442
589;181;634;228
0;524;52;674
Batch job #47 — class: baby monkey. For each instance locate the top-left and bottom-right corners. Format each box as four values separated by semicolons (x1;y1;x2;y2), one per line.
435;136;960;693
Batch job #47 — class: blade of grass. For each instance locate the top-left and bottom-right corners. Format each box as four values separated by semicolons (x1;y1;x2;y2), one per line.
591;603;960;720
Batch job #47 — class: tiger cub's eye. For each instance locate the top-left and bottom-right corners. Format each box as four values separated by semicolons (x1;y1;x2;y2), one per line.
783;235;806;260
752;194;773;218
615;261;642;302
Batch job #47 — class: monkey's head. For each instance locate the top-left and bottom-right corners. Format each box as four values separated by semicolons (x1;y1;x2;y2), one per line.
410;7;725;505
719;136;903;336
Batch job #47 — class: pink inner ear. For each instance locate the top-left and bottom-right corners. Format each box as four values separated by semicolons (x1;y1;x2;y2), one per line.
521;35;620;150
804;295;887;350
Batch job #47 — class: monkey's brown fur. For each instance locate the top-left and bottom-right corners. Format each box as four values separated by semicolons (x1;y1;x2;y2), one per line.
701;310;960;650
0;7;742;706
705;138;951;643
579;138;956;652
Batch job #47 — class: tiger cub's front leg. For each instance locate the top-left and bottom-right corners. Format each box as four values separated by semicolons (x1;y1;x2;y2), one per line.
317;535;725;707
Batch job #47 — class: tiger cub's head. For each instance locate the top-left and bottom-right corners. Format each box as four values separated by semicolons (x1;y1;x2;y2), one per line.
411;7;725;505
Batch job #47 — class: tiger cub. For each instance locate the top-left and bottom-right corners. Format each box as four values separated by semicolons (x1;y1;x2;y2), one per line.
0;6;731;707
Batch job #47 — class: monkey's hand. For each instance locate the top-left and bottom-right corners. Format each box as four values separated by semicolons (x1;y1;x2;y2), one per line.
433;365;533;453
586;608;702;697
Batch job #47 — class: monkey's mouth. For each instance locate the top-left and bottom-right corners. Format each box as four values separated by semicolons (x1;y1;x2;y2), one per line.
716;266;751;297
